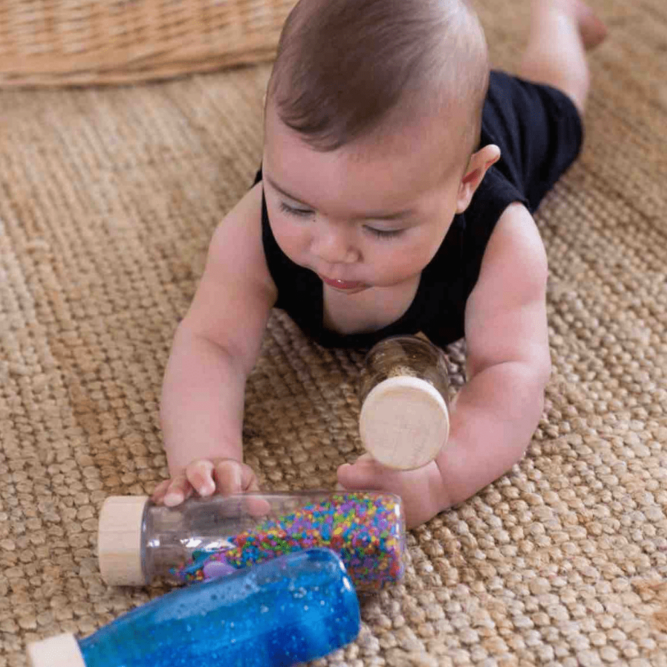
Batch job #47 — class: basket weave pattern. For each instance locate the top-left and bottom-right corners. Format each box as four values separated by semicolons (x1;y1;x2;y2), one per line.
0;0;296;86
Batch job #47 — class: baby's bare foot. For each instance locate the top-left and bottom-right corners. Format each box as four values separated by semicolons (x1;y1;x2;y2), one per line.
554;0;608;50
575;0;608;49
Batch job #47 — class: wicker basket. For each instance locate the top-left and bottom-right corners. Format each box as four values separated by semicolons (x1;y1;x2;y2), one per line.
0;0;296;87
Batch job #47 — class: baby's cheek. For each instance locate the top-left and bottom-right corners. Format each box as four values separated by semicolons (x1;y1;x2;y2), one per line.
287;234;313;266
385;245;428;277
411;235;445;271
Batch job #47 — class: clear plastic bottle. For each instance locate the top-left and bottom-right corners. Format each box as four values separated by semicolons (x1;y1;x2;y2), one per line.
98;490;405;592
28;549;360;667
359;335;451;470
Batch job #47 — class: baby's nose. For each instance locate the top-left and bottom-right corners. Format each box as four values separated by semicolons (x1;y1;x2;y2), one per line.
312;226;359;264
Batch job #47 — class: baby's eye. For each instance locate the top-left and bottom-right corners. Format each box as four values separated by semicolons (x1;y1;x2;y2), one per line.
365;226;404;240
280;202;313;217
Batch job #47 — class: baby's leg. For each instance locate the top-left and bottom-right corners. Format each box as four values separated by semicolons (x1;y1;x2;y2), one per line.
519;0;607;115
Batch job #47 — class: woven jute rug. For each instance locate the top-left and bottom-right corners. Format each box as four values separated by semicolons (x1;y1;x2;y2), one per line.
1;0;666;664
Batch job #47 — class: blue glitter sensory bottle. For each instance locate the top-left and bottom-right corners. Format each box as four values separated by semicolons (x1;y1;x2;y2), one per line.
27;549;360;667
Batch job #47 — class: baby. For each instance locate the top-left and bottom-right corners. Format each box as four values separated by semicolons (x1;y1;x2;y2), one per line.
152;0;607;527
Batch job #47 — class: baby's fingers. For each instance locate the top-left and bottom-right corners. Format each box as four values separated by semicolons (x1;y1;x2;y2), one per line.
213;459;268;516
151;479;172;504
212;459;260;495
185;460;217;498
163;474;195;507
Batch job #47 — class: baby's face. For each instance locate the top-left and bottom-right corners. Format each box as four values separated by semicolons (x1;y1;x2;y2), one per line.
262;105;469;295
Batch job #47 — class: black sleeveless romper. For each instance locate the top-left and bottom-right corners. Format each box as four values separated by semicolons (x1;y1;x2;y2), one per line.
255;71;583;349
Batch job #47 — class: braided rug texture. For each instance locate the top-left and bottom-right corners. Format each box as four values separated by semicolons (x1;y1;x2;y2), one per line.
0;0;666;665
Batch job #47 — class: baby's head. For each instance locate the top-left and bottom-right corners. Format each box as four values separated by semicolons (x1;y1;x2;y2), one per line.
267;0;488;160
262;0;499;293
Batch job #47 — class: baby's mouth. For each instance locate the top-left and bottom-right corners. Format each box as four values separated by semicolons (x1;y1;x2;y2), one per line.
319;275;365;290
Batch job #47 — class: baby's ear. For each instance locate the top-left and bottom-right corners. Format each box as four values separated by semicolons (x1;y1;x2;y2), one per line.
456;144;501;214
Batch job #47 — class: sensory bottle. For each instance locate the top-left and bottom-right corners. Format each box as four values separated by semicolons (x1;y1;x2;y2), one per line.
98;490;405;592
359;335;451;470
28;549;360;667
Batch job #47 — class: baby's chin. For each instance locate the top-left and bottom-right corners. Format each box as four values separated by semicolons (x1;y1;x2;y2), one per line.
325;285;370;296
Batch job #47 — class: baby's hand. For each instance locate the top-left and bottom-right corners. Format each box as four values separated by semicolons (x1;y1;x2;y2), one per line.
151;458;260;507
337;454;450;529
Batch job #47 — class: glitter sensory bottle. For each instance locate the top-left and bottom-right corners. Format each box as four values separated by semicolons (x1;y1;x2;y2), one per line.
359;335;451;470
98;491;406;592
28;549;360;667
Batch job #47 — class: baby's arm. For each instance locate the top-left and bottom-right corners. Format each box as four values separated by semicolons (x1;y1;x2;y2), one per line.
434;201;551;506
338;202;551;527
153;184;277;505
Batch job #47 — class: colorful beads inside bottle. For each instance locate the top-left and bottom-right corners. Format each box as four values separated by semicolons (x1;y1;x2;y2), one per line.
172;491;405;592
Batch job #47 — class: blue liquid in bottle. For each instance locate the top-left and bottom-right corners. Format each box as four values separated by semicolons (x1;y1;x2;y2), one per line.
35;549;360;667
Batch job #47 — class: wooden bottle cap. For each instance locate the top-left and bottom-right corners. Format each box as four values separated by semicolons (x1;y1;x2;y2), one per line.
27;633;85;667
98;495;149;586
359;376;449;470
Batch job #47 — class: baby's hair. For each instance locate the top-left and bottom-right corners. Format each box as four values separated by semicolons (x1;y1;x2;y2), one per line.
267;0;489;157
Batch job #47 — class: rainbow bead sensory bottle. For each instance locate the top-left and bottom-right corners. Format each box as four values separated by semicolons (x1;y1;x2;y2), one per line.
28;549;360;667
99;491;406;591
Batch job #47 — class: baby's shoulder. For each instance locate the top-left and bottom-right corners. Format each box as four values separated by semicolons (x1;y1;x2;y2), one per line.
218;181;262;233
209;182;263;257
478;201;547;295
205;181;275;295
485;202;543;261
